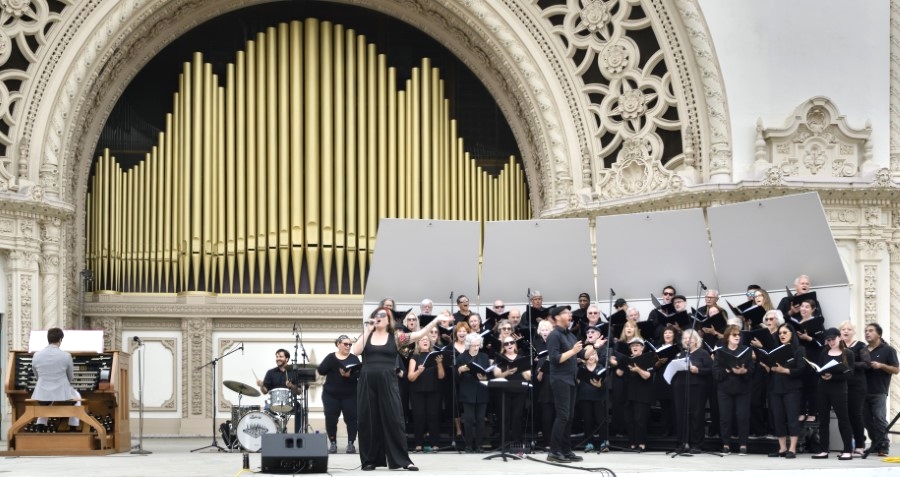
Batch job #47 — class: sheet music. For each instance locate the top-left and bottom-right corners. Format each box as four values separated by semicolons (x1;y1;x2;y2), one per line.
663;356;690;384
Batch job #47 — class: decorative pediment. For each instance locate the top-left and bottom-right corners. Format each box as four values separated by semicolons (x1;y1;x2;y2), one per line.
754;96;873;179
592;134;683;201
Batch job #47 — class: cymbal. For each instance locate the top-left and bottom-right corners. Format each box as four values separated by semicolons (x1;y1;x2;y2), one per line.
285;363;316;371
223;380;261;397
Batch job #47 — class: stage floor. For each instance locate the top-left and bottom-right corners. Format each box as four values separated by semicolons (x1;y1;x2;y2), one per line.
1;437;899;477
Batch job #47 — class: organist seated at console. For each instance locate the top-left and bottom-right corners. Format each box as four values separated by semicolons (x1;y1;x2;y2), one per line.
31;328;82;432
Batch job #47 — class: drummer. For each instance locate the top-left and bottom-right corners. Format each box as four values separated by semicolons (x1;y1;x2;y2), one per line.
256;348;301;431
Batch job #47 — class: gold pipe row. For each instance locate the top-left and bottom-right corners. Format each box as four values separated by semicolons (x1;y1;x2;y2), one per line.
86;18;531;295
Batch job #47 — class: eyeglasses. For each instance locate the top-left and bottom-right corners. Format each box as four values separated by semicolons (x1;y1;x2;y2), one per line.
458;300;469;305
503;341;515;346
375;312;387;317
500;327;512;331
764;317;775;321
663;292;674;296
588;311;600;315
340;342;351;346
778;331;791;336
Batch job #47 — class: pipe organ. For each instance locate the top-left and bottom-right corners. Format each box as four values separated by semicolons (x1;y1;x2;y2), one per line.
86;18;531;296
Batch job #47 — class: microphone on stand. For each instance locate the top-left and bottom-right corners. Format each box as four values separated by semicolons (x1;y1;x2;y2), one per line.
241;342;244;355
610;288;616;296
527;288;531;299
449;291;454;301
699;281;708;290
292;322;298;334
132;336;143;346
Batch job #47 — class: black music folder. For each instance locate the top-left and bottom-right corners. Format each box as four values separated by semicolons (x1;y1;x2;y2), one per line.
646;342;679;361
790;291;818;307
496;354;532;374
627;351;658;371
757;344;795;368
418;313;437;329
741;327;777;350
467;360;496;375
804;357;850;375
578;366;607;382
791;315;825;340
715;346;750;369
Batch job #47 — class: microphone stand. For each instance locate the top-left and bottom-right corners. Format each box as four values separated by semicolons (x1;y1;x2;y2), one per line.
447;290;463;452
131;339;151;455
525;288;536;454
598;291;629;453
293;327;309;434
192;345;243;452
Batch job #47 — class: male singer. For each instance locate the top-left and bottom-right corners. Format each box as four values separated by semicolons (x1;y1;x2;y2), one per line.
546;305;584;463
256;348;301;432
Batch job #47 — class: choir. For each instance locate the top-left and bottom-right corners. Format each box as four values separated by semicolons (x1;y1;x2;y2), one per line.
331;278;897;460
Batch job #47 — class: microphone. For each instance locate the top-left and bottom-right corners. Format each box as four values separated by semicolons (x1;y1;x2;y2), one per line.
699;281;708;290
132;336;143;346
241;342;244;355
527;288;531;298
610;288;616;297
449;291;454;301
292;321;297;334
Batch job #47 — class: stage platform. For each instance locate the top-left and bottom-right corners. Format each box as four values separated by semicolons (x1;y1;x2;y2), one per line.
0;437;898;477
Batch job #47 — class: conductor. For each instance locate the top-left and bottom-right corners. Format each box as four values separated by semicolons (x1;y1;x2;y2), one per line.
32;328;82;432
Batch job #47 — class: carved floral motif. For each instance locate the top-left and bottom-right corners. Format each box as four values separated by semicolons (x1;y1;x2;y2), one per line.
865;264;877;322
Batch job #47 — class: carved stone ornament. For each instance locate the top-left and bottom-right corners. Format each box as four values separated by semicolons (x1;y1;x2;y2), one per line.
754;96;873;179
593;134;682;199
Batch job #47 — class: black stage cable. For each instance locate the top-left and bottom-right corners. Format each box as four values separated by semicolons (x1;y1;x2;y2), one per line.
522;455;617;475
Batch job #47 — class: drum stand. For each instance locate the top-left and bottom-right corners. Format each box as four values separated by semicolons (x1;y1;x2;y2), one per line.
192;345;242;453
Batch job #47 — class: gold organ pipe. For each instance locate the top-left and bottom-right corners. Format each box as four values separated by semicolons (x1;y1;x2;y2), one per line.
397;90;407;218
216;84;226;292
344;27;357;293
430;67;440;218
266;27;279;289
449;120;458;219
277;23;290;292
191;53;203;291
420;59;431;218
320;21;334;294
123;169;131;292
290;21;304;293
333;24;346;294
245;39;258;291
225;63;236;292
202;62;214;291
386;67;397;219
410;67;420;218
377;54;387;221
255;33;268;290
355;34;368;289
304;18;321;292
171;90;181;292
235;51;247;293
366;44;377;268
179;64;190;291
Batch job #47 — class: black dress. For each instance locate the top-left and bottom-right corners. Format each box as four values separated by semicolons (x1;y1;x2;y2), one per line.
357;334;414;469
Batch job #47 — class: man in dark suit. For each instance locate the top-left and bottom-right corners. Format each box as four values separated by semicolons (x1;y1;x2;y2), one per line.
32;328;82;431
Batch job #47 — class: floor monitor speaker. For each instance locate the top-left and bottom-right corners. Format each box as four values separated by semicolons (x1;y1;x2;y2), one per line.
260;433;329;474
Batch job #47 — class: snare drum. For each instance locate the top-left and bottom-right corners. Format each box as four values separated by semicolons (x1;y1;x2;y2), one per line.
236;411;282;452
268;387;293;413
230;405;260;431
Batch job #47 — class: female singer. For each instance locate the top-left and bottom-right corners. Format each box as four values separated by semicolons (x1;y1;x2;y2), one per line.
653;325;679;437
450;321;471;442
467;314;482;334
713;325;754;455
749;309;784;438
751;310;783;350
576;331;608;452
457;333;491;453
493;336;532;445
351;306;450;471
620;338;654;452
408;336;445;453
761;323;807;459
795;299;823;422
611;320;643;436
753;289;775;312
402;312;421;332
839;320;871;457
671;329;712;452
616;320;644;355
317;335;361;454
810;328;855;460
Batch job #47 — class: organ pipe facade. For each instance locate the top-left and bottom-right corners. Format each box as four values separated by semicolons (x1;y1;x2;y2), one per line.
85;18;531;295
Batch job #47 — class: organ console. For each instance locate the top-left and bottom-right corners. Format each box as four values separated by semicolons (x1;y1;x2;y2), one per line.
3;351;131;455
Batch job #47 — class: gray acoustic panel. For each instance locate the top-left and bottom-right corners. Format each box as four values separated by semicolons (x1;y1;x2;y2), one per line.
707;192;848;293
481;219;594;306
364;219;480;306
595;209;717;302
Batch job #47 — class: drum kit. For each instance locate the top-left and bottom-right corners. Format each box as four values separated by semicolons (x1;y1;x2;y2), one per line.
221;364;317;452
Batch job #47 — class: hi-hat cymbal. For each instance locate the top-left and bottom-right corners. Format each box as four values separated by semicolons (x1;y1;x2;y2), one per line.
223;380;261;397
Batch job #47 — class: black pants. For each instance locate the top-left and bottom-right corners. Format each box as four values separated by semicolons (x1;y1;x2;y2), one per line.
539;402;555;448
357;369;413;469
847;382;866;449
550;383;576;454
717;390;750;447
409;391;441;447
321;391;358;442
749;371;770;436
624;400;650;447
462;402;487;451
577;399;608;446
817;387;853;453
673;383;706;447
770;390;802;437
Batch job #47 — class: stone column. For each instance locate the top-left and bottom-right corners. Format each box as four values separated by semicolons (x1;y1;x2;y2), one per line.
40;218;62;330
892;0;900;178
889;240;900;440
182;317;212;432
6;250;40;350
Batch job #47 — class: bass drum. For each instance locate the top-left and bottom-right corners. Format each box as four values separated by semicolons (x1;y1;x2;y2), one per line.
236;411;282;452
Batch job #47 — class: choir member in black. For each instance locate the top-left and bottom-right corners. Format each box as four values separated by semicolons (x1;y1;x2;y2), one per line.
467;314;482;334
457;333;491;453
671;329;712;452
749;308;783;438
449;321;471;442
534;319;555;450
351;306;451;471
712;325;753;455
863;323;899;457
571;292;591;329
408;336;445;453
546;305;584;463
653;325;679;437
453;294;473;323
317;335;361;454
611;319;642;437
839;320;870;457
794;299;823;421
760;323;806;459
777;275;811;317
493;336;532;446
619;337;654;452
577;326;612;452
578;305;604;342
810;328;855;460
648;285;677;339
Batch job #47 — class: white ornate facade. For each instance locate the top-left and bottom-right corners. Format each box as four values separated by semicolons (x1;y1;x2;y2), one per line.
0;0;898;436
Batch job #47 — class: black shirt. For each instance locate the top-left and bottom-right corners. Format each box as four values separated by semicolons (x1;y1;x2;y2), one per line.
316;352;360;397
866;341;899;395
547;325;578;385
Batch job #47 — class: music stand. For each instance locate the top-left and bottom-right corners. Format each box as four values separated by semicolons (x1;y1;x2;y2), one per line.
483;380;530;461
